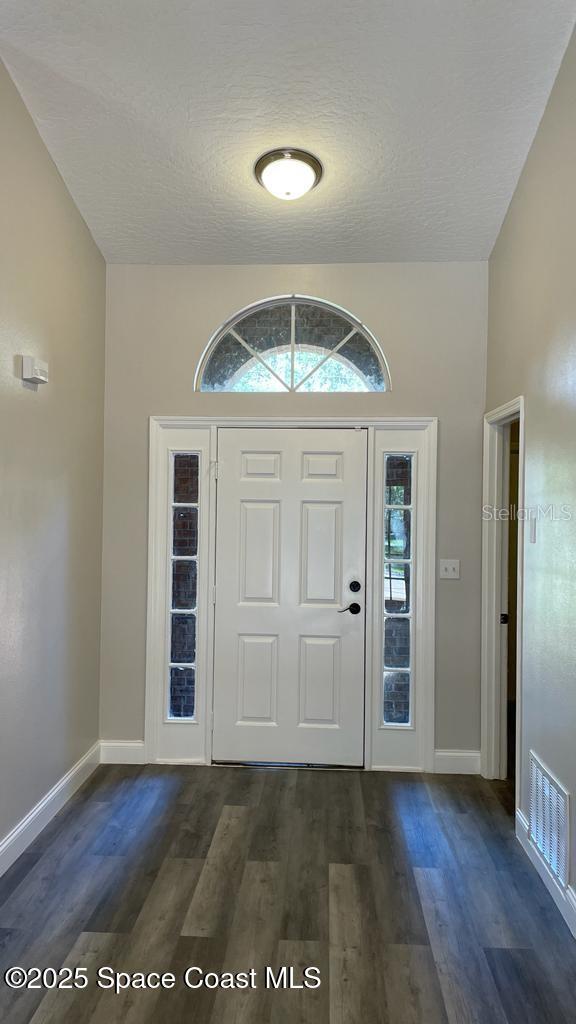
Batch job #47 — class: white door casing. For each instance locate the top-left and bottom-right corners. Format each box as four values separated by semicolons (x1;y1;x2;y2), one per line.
145;417;436;770
212;428;367;766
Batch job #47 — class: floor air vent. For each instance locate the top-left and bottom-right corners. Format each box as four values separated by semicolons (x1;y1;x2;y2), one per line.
529;751;569;888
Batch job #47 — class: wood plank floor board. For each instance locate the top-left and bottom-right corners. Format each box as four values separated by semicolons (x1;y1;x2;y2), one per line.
414;867;509;1024
27;931;123;1024
161;936;228;1024
380;944;449;1024
484;947;570;1024
84;797;190;935
209;860;284;1024
0;854;43;910
181;805;254;938
325;771;371;866
248;770;297;863
269;939;329;1024
222;767;266;807
280;805;329;942
0;800;111;930
90;768;184;857
329;862;390;1024
1;766;576;1024
87;857;204;1024
0;851;124;1024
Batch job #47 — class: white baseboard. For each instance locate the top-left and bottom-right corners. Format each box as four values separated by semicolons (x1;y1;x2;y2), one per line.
516;809;576;939
433;749;481;774
0;741;100;879
99;740;146;764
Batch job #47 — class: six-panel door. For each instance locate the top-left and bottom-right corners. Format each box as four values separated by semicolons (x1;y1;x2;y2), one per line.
212;428;367;765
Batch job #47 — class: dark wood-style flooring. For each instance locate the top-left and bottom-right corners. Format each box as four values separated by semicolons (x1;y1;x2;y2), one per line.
1;764;575;1023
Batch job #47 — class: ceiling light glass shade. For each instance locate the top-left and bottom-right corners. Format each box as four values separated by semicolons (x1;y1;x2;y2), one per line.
255;149;323;200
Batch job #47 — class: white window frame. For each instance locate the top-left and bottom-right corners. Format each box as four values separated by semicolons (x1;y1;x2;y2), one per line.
145;416;437;769
193;294;392;393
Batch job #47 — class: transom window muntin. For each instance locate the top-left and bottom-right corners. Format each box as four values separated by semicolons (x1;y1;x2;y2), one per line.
195;295;390;393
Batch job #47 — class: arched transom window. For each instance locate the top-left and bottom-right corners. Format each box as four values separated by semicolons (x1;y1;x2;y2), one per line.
195;296;391;393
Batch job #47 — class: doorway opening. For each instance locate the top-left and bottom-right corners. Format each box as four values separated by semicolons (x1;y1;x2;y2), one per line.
481;397;525;789
502;419;519;781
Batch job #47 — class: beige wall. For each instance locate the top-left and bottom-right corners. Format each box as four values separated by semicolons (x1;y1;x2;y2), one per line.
488;29;576;855
101;261;488;752
0;63;105;840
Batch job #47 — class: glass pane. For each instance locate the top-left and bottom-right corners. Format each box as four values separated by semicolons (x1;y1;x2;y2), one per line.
172;560;197;610
229;358;287;392
383;671;410;724
235;303;292;356
384;509;411;559
336;333;385;391
173;508;198;556
385;455;412;505
384;617;410;668
296;352;369;392
295;303;351;351
200;333;253;391
169;667;195;719
174;454;199;503
171;613;196;663
292;347;329;386
384;563;411;614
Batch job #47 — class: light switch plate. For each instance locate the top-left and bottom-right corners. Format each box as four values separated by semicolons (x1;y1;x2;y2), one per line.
440;559;460;579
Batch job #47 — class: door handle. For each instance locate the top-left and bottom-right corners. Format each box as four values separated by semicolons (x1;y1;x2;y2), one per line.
338;602;362;615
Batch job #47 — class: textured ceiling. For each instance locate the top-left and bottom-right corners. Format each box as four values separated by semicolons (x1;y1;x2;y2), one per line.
1;1;575;263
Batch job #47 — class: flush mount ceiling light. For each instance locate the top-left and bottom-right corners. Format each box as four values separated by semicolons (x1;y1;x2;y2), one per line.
254;148;323;200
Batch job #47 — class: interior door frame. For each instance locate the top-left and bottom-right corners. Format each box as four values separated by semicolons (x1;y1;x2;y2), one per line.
481;397;525;796
145;416;437;769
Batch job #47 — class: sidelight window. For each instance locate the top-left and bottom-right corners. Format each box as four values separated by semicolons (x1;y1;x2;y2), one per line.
168;453;199;719
195;296;390;393
383;454;413;725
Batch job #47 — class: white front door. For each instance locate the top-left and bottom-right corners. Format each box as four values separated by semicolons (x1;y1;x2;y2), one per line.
212;428;367;766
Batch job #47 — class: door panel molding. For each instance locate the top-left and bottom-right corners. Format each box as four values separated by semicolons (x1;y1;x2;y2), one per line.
146;416;437;768
300;501;343;604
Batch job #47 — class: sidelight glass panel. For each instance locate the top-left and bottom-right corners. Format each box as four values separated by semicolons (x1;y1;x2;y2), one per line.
385;455;412;505
383;452;414;726
384;617;410;669
172;559;197;610
174;454;199;503
170;667;196;719
173;507;198;556
168;450;200;721
384;562;410;614
384;509;411;559
171;613;196;663
383;672;410;725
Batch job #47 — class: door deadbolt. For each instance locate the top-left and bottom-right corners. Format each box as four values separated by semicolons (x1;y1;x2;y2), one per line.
349;580;361;593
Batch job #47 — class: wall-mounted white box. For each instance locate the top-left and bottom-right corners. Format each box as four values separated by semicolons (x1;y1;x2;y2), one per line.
22;356;49;384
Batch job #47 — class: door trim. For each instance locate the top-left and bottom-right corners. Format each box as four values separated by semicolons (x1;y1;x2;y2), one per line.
145;416;437;769
481;397;525;793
